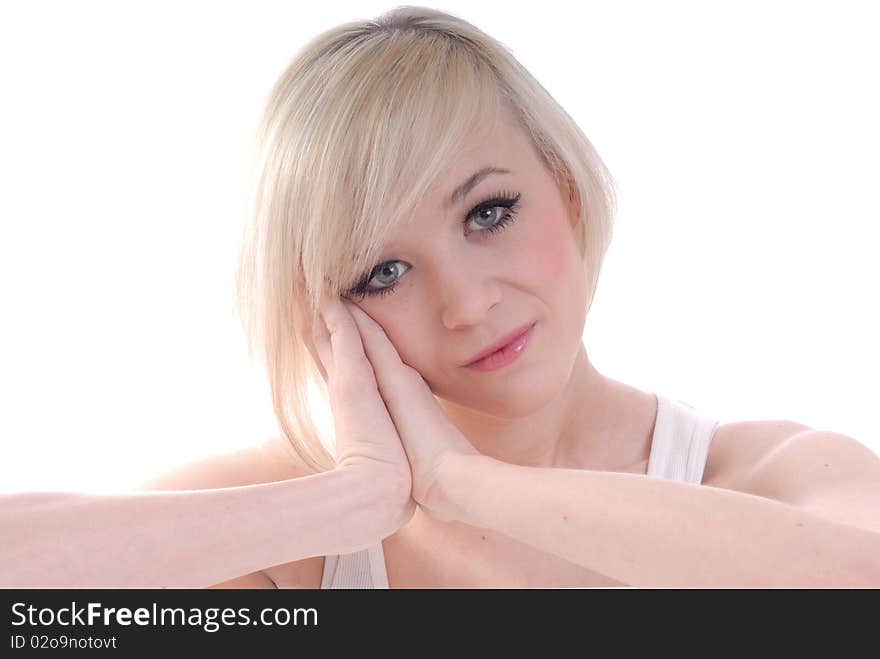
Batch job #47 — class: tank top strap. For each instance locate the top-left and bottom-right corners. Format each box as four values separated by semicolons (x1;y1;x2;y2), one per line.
646;392;720;484
323;392;720;587
321;543;388;589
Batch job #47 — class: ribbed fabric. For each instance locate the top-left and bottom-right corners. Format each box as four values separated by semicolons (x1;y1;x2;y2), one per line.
646;393;720;484
320;391;720;589
320;542;388;589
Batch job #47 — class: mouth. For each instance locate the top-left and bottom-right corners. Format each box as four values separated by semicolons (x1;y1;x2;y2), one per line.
463;321;537;371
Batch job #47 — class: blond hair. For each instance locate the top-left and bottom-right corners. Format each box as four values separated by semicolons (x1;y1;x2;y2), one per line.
234;5;618;473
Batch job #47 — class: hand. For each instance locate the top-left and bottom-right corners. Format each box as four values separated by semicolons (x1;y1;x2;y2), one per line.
342;299;484;522
310;295;416;533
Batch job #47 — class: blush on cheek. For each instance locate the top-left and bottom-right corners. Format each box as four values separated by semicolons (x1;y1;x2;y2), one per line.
525;212;575;280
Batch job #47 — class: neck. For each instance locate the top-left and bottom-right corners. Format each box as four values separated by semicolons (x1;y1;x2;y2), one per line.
436;345;657;471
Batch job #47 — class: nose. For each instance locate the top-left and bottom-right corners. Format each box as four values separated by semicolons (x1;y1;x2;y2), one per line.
435;257;503;330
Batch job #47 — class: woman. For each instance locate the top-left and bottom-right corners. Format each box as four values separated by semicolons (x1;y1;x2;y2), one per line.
4;6;879;589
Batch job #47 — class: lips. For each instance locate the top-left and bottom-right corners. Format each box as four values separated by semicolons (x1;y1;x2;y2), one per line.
463;322;535;366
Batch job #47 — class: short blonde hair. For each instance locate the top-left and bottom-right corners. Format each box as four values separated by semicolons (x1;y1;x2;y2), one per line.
235;5;617;473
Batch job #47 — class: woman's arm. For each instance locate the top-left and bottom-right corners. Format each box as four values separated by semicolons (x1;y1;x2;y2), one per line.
431;453;880;588
0;467;399;588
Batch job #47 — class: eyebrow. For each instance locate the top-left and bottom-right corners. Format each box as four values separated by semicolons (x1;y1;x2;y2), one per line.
446;166;512;209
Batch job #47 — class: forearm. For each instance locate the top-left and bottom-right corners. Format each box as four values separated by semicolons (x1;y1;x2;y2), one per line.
1;467;387;587
437;455;880;587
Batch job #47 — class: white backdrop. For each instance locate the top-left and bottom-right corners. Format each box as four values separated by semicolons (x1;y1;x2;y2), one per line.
1;0;877;492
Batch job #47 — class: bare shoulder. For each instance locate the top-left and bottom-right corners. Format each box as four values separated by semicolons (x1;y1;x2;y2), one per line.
701;418;813;492
703;417;880;535
134;436;321;491
135;436;326;589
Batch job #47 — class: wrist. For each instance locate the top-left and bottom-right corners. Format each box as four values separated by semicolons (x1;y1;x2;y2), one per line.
427;452;503;524
334;463;414;540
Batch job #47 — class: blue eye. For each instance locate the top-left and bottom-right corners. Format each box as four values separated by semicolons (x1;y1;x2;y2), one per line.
346;190;523;301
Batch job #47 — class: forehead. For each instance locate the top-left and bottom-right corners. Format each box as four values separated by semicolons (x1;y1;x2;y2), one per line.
420;107;538;212
358;105;549;266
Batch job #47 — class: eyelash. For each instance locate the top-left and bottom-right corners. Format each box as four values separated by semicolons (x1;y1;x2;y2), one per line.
346;190;523;300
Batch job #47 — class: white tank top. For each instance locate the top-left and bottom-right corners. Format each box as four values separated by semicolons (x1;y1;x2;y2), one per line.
319;392;720;589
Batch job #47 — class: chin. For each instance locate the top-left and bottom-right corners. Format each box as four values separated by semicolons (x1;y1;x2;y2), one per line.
435;362;568;419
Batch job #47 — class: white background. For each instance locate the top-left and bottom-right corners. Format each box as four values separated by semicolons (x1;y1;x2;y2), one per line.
1;0;877;492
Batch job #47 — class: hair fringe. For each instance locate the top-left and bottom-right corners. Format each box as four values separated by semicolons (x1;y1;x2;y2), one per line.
234;5;617;474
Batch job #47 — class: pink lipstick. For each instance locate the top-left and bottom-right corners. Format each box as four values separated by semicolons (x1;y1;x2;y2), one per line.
464;322;536;372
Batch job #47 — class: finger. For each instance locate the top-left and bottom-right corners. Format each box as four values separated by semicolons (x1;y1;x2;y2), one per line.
343;301;408;377
321;296;377;391
344;300;435;418
319;298;402;453
344;301;461;464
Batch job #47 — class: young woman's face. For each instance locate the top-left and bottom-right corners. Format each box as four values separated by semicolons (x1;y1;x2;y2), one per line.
346;108;589;417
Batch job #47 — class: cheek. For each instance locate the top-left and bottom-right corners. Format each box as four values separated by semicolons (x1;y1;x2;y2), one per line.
518;210;576;282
